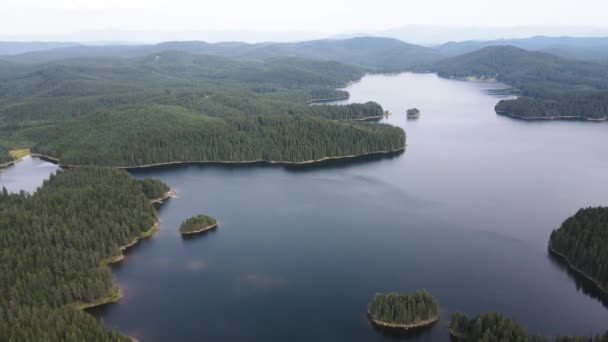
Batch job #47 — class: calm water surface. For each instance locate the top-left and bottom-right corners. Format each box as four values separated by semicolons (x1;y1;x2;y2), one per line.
0;156;59;193
5;73;608;341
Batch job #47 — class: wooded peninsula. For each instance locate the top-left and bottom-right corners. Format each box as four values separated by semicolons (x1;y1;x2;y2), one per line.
0;168;169;340
549;207;608;294
0;51;405;167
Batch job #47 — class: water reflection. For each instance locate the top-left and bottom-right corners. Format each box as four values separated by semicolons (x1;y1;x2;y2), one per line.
547;250;608;310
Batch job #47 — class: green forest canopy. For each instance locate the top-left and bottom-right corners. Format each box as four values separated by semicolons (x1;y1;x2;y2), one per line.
0;51;405;166
0;168;165;340
137;178;171;200
549;207;608;292
179;215;218;234
449;312;608;342
368;290;439;327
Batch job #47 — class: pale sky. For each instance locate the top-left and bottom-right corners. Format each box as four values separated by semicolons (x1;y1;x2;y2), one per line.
2;0;608;42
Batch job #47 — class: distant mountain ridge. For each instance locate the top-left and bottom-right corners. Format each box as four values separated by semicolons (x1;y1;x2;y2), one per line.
436;36;608;61
0;42;81;56
2;37;443;72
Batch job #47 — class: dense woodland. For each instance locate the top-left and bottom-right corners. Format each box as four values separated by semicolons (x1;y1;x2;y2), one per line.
549;207;608;292
495;93;608;119
0;51;405;166
137;178;171;200
426;46;608;119
367;290;439;327
449;312;608;342
179;215;218;234
0;168;164;340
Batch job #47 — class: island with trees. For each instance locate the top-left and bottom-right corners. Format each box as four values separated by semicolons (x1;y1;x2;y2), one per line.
549;207;608;294
179;215;218;236
407;108;421;119
367;290;439;330
0;168;168;341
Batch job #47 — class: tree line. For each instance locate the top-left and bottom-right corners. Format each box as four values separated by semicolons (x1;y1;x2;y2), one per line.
449;312;608;342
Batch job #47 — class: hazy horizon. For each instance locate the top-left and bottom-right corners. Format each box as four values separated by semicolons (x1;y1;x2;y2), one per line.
3;0;608;44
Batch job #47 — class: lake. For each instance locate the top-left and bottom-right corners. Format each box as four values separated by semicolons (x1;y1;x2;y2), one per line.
3;73;608;341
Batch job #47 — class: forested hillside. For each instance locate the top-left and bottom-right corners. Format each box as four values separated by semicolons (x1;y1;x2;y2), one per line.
450;312;608;341
2;37;444;71
0;168;164;340
435;36;608;62
426;46;608;119
549;207;608;293
0;51;405;166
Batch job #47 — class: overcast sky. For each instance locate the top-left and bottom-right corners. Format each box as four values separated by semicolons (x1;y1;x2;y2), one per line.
2;0;608;42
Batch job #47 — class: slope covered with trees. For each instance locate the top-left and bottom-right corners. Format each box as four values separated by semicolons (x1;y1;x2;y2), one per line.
0;51;406;166
138;178;171;200
426;46;608;120
449;312;608;341
367;290;439;329
0;168;165;340
435;36;608;62
2;37;444;71
549;207;608;293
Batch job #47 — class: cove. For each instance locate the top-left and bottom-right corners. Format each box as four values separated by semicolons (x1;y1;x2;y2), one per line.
4;73;608;341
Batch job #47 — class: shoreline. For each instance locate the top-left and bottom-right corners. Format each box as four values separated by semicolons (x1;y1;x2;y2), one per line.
150;189;176;204
352;115;384;121
180;223;218;236
307;95;350;104
2;147;405;171
76;221;160;310
0;152;61;170
449;328;467;340
114;147;406;170
368;312;439;331
497;111;608;122
548;243;608;295
38;147;405;170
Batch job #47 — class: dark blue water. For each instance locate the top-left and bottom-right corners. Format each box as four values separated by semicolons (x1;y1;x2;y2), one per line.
4;73;608;341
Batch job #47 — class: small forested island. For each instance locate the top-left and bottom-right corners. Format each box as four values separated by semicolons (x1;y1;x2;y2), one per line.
0;168;166;340
367;290;439;330
449;312;608;341
179;215;218;235
549;207;608;294
407;108;421;118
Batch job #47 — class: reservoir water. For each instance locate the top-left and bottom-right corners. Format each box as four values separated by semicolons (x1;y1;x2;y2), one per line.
4;73;608;341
